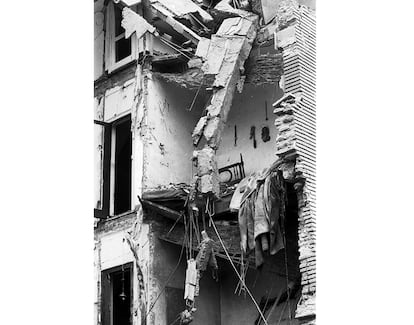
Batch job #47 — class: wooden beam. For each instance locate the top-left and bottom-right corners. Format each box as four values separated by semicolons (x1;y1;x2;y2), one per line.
141;199;183;222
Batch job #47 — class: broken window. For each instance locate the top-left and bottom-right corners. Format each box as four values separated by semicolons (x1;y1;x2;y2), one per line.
101;263;133;325
105;2;138;73
94;115;132;218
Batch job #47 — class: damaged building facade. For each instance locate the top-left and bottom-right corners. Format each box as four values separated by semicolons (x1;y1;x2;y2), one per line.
94;1;315;324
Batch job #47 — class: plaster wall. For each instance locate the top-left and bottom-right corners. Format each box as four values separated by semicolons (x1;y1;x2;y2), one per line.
149;229;221;325
216;84;283;176
144;76;209;189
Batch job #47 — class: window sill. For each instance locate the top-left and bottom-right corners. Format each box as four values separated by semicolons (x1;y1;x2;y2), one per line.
107;209;137;221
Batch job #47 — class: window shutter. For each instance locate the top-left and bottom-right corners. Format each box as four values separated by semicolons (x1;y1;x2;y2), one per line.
94;0;105;80
94;123;104;210
104;79;136;122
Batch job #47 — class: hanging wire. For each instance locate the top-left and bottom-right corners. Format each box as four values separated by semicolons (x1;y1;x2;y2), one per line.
187;77;204;112
158;36;192;60
168;313;182;325
166;212;184;237
276;300;289;325
207;214;269;325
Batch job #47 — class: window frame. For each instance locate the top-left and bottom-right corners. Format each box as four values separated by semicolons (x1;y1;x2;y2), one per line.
101;262;134;325
94;120;112;219
94;114;134;219
109;114;133;216
105;1;138;74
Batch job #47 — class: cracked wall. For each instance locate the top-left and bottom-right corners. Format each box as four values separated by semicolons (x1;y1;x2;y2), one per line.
142;75;210;190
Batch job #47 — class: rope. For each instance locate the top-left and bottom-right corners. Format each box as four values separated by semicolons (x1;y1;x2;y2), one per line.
208;214;269;325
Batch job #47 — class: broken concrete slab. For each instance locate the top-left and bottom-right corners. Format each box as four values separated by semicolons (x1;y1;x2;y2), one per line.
195;147;216;176
208;69;240;118
202;116;225;149
199;174;220;196
151;2;202;44
201;35;229;75
190;12;259;199
122;7;156;39
214;0;254;19
216;16;257;40
152;0;213;23
193;147;220;196
192;116;208;146
195;37;211;60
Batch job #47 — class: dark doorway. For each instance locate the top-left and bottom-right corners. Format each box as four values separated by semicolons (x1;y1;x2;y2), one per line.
114;116;132;215
101;263;133;325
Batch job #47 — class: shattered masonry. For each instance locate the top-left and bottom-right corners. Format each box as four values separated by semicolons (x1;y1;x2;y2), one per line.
191;10;259;197
273;1;316;322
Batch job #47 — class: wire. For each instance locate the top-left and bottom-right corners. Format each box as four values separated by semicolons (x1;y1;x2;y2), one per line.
158;36;192;60
188;77;204;111
208;214;269;325
168;314;182;325
166;212;184;236
276;300;288;325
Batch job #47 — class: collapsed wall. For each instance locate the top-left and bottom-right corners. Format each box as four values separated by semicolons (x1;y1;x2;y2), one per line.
273;1;316;323
191;11;259;198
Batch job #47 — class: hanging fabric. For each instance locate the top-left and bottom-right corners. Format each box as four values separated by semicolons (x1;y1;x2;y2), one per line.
234;165;288;267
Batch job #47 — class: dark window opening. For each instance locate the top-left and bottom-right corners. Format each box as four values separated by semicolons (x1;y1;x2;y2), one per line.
114;116;132;215
102;263;133;325
284;182;301;280
114;5;124;37
151;61;188;73
116;38;132;62
114;5;132;62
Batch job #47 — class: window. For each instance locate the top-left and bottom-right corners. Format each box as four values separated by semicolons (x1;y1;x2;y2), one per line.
94;115;132;218
112;115;132;215
105;2;138;73
101;263;133;325
94;120;111;218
